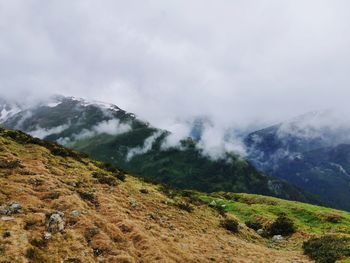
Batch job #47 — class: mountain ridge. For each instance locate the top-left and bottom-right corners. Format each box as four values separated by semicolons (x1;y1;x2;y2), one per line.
0;95;317;205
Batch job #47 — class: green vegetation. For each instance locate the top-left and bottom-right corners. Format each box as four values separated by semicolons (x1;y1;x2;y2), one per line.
265;213;296;237
245;219;263;231
196;192;350;235
92;172;118;186
75;132;316;204
220;219;239;233
303;236;350;263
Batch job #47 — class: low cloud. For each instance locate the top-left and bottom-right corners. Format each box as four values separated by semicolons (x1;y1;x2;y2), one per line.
29;124;69;139
59;119;132;144
127;130;163;161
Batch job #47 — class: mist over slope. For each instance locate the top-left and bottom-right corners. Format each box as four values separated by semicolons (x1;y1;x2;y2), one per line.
4;95;350;211
245;111;350;211
0;95;315;204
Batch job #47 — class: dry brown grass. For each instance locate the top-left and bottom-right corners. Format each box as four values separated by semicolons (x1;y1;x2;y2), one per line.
0;135;311;263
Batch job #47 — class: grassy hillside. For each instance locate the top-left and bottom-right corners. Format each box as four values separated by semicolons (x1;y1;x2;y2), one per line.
72;133;317;205
0;128;349;262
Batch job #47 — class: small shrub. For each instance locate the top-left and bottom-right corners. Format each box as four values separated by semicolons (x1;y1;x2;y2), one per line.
0;245;5;255
139;188;149;194
3;230;11;238
92;172;117;186
176;202;194;213
44;192;61;200
322;213;343;223
0;159;21;169
30;237;48;248
25;247;46;262
24;219;38;230
113;172;126;182
266;213;296;237
159;185;179;199
245;220;263;231
221;219;239;233
208;200;227;217
78;191;99;207
84;227;100;243
64;259;81;263
303;235;350;263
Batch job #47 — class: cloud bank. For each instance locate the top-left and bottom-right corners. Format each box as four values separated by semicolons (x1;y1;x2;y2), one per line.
1;0;350;149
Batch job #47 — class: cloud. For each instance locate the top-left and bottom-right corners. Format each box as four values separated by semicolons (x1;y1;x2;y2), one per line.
58;119;132;144
29;124;69;139
126;130;163;161
1;1;350;154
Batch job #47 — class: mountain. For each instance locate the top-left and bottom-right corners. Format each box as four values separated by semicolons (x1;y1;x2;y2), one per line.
0;95;315;204
0;98;22;123
245;111;350;211
1;127;350;262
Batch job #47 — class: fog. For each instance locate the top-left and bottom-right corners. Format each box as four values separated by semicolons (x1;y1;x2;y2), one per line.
1;0;350;151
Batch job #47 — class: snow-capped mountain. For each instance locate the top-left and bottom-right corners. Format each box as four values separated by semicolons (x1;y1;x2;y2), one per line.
0;98;22;123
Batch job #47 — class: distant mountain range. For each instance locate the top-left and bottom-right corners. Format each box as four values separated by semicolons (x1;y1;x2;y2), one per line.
4;95;350;211
0;95;315;205
245;111;350;211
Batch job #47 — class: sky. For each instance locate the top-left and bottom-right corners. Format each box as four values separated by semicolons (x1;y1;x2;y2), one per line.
1;0;350;134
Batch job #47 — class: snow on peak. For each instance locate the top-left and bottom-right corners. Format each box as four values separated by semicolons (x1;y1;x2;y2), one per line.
0;103;21;123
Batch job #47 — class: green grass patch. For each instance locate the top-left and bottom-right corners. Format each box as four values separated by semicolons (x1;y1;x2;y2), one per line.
197;193;350;235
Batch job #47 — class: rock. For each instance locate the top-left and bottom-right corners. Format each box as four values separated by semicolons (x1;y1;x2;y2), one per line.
70;210;81;218
272;235;284;241
8;203;22;214
129;199;138;208
0;203;22;215
209;200;217;206
46;212;65;233
1;216;15;221
257;229;264;235
43;232;52;240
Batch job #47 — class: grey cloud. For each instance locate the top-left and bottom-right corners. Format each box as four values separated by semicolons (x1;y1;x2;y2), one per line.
1;0;350;145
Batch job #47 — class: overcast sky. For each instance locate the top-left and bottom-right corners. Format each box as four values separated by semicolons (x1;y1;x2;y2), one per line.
1;0;350;132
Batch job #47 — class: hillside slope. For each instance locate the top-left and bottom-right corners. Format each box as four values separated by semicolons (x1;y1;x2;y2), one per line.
0;128;318;262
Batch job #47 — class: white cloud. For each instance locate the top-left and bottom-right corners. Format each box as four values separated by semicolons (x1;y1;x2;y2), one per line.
29;124;69;139
1;0;350;145
127;130;163;161
58;119;132;144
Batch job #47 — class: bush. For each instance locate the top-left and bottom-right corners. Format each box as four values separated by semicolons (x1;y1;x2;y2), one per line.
221;219;239;233
78;191;100;207
0;159;21;169
92;172;117;186
303;235;350;263
113;172;126;182
84;227;100;243
245;220;263;231
25;247;47;262
266;213;296;237
176;202;194;213
322;213;343;223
